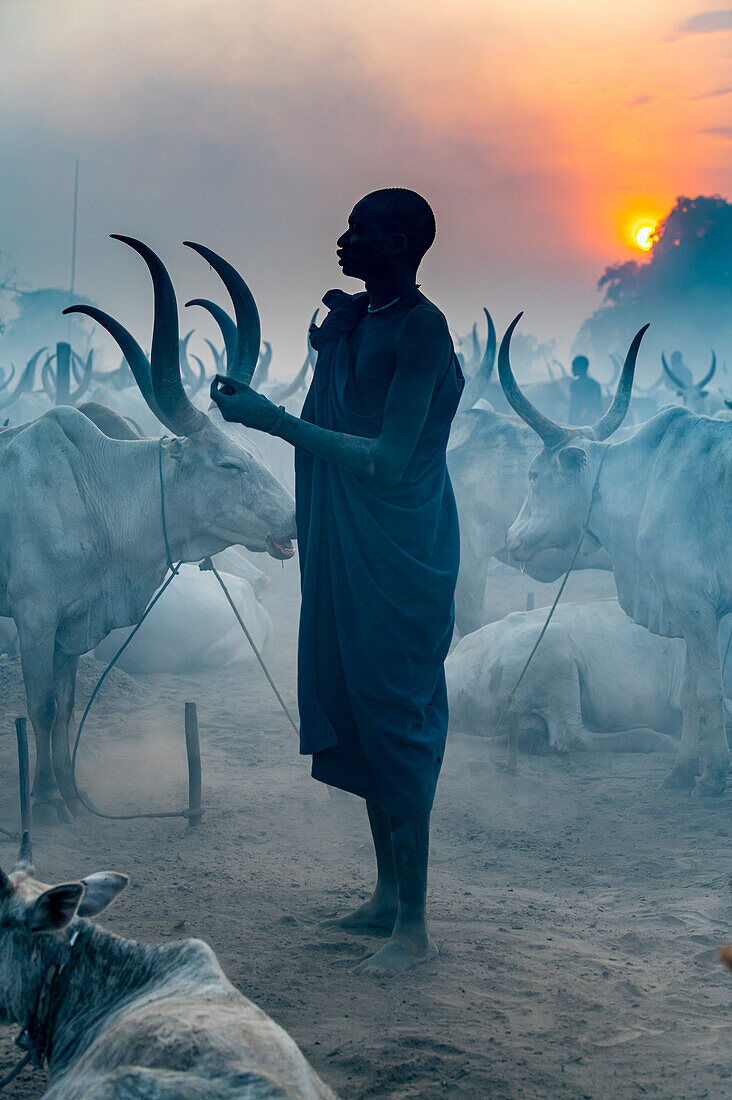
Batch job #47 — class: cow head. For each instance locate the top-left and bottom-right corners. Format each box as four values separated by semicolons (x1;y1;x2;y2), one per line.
0;834;127;1030
65;237;296;561
498;314;648;565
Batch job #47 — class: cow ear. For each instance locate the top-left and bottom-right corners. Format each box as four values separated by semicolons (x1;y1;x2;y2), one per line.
27;884;84;932
78;872;129;917
556;445;587;473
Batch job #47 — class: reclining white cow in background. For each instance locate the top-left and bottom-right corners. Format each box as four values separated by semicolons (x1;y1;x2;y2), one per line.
497;314;731;796
0;838;337;1099
0;236;296;822
447;600;732;754
94;565;272;674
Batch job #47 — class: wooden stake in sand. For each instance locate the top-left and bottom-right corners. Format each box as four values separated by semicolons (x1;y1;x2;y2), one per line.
185;702;203;827
15;717;31;837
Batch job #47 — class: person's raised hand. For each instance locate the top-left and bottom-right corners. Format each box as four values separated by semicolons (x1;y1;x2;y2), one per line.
210;376;280;431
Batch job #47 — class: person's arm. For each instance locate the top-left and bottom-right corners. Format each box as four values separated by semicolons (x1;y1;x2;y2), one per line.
211;307;450;486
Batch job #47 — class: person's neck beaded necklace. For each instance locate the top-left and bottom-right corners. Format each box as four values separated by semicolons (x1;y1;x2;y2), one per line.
367;294;404;314
366;285;419;314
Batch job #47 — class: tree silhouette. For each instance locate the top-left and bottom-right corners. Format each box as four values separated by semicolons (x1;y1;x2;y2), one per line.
576;195;732;387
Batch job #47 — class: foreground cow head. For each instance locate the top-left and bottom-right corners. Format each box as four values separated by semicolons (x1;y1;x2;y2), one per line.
498;314;648;563
0;835;127;1030
65;237;296;560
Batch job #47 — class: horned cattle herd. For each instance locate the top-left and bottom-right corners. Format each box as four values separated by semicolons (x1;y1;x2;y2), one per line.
0;239;729;1097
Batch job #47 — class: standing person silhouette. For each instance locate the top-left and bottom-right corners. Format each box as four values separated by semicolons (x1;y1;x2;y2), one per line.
568;354;603;425
212;189;463;974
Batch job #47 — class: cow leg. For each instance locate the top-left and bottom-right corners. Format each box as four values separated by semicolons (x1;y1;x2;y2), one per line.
686;630;731;797
51;645;84;816
17;621;61;823
662;647;700;790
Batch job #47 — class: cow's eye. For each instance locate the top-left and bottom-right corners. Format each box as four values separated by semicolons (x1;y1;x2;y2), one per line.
219;462;241;472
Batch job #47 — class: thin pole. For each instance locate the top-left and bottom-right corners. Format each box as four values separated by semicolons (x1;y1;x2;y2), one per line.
70;159;79;294
184;702;203;827
15;718;31;838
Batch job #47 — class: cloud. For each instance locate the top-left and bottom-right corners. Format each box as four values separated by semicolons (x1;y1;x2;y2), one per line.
629;94;654;107
692;85;732;98
700;125;732;138
676;9;732;35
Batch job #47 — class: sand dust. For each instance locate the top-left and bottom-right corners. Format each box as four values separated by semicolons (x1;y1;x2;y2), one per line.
0;564;729;1099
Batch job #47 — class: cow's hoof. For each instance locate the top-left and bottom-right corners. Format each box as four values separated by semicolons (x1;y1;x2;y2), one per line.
693;770;727;798
660;761;698;791
32;800;59;826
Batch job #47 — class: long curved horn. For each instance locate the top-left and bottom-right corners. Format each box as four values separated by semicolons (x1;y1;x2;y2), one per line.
185;299;238;369
183;243;260;385
661;352;687;391
0;364;16;394
459;307;497;409
277;353;310;402
204;339;226;376
592;325;649;440
0;348;47;411
250;340;272;392
111;235;208;435
553;358;568;378
636;370;663;395
186;353;207;399
497;314;569;448
178;331;197;387
63;304;178;435
695;351;716;391
41;352;56;401
70;349;94;406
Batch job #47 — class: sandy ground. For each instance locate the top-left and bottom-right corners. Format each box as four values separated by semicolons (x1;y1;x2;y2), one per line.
0;562;730;1099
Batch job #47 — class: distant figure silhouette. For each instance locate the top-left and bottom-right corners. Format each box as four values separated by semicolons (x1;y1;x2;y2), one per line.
569;355;603;425
664;350;694;392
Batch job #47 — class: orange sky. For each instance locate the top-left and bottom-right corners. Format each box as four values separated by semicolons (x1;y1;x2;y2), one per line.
0;0;729;366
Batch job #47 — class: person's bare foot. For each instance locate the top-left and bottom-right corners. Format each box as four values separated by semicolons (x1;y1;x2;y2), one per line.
356;926;438;975
336;891;397;934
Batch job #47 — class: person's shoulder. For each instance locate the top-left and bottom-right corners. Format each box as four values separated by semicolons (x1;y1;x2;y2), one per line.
399;294;450;341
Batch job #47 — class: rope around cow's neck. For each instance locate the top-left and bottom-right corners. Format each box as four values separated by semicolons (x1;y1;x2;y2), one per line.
67;438;297;822
494;449;608;739
0;930;82;1091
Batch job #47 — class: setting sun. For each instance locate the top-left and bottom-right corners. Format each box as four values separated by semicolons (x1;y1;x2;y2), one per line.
632;218;657;252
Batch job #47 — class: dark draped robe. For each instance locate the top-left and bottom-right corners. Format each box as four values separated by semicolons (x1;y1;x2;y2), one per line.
294;290;463;817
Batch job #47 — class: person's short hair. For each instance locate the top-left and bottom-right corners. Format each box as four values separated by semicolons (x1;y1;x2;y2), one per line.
360;188;436;266
572;355;589;375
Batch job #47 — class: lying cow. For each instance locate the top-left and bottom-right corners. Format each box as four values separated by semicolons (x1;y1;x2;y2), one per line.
93;565;272;675
0;840;337;1098
447;600;732;754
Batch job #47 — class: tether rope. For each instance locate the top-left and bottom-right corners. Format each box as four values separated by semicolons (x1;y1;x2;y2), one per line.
494;451;607;738
69;439;297;821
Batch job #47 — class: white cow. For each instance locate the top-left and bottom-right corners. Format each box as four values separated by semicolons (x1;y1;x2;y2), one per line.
497;314;731;795
94;566;272;674
447;600;732;754
1;237;295;821
0;842;337;1098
